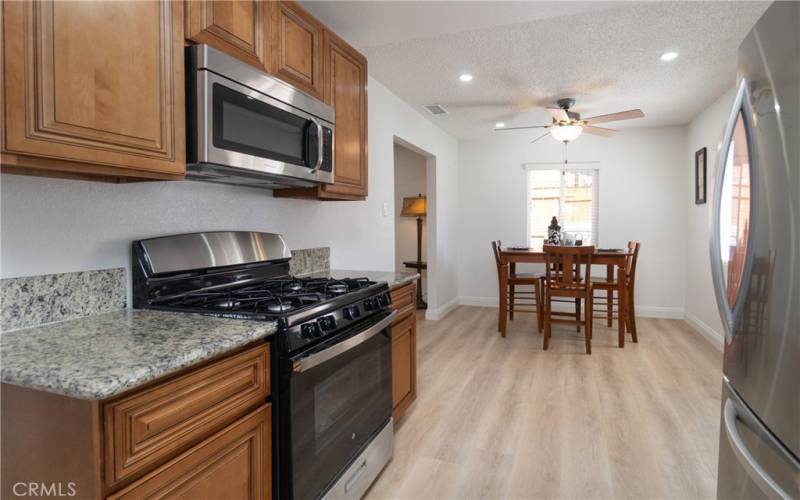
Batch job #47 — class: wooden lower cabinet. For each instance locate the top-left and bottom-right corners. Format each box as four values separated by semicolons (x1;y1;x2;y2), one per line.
104;345;270;486
108;405;271;500
0;343;271;499
1;0;186;182
390;281;418;421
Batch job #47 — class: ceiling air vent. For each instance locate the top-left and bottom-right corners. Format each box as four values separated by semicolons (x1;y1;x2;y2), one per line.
424;103;448;116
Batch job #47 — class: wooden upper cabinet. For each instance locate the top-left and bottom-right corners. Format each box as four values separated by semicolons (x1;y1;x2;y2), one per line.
1;0;185;181
185;0;268;70
323;30;368;198
269;1;323;99
272;28;369;201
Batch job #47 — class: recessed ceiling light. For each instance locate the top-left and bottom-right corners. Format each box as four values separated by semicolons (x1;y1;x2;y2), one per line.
495;122;505;128
459;73;473;82
660;51;679;62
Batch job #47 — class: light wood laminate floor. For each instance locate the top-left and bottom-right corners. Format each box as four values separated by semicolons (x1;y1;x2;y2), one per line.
367;306;723;499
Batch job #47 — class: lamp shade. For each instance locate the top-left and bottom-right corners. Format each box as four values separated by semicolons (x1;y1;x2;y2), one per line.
400;194;427;217
549;124;583;142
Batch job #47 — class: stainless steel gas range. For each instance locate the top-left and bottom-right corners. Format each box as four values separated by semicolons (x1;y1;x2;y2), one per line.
132;231;394;499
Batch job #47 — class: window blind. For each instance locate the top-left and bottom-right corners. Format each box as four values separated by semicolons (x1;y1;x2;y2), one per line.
527;168;599;249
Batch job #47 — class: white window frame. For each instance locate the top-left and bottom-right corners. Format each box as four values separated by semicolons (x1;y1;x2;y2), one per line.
523;161;601;247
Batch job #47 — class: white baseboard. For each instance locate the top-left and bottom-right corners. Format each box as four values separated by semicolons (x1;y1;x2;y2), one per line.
426;297;459;320
458;296;497;307
684;311;724;351
457;296;683;319
635;306;684;319
457;296;723;351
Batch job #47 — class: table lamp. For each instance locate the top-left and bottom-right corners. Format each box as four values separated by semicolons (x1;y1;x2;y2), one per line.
400;193;427;308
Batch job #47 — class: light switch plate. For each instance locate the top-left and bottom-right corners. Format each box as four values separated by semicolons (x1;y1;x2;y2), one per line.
382;202;389;217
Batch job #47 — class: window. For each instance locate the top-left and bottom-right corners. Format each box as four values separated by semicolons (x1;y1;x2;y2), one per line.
526;167;599;249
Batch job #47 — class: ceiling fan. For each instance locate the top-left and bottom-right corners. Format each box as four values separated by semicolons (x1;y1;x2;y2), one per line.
495;98;645;144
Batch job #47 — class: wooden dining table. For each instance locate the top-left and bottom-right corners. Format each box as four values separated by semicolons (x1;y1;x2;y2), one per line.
498;247;635;347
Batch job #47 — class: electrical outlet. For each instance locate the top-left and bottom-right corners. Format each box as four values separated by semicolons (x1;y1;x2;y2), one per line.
382;202;389;217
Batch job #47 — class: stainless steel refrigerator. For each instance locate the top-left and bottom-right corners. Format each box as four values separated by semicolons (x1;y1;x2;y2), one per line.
712;2;800;499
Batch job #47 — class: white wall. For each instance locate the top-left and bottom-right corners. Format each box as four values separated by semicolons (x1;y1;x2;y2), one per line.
684;87;736;348
0;77;460;316
393;144;428;298
457;126;689;317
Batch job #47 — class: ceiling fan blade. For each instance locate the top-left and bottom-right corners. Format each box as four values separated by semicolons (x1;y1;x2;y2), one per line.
495;125;550;131
546;107;570;122
530;131;550;144
584;109;644;124
583;126;617;137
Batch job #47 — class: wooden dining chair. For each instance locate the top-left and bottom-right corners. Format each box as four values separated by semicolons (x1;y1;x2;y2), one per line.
492;241;544;333
542;244;595;354
591;241;641;342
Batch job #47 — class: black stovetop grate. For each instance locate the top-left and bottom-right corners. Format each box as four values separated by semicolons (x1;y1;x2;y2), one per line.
159;276;374;315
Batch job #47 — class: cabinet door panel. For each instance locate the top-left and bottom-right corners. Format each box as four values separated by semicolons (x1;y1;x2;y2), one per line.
391;310;416;421
104;345;269;486
185;0;267;70
108;405;271;500
324;31;368;197
1;0;184;177
272;2;322;99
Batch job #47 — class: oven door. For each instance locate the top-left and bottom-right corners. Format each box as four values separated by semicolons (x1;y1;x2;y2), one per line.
194;70;334;185
284;310;395;500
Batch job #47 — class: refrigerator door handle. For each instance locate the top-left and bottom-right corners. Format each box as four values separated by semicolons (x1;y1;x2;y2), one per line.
709;78;757;345
723;398;797;500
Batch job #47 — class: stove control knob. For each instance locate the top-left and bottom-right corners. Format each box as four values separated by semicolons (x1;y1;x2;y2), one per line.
301;323;320;339
344;306;361;320
318;315;336;331
364;298;376;310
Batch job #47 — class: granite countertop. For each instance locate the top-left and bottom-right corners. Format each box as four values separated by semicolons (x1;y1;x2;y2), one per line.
310;269;420;288
0;310;277;400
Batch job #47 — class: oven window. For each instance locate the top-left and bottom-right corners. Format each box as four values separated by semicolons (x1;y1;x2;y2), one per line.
288;326;392;499
313;357;374;452
212;83;308;166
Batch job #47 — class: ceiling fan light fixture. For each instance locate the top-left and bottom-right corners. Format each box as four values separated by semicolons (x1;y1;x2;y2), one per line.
549;124;583;143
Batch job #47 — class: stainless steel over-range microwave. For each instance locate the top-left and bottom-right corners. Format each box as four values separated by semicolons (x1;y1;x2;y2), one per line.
186;44;334;189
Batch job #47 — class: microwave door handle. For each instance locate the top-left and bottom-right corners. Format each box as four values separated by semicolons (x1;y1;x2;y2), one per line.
292;310;397;372
310;119;324;173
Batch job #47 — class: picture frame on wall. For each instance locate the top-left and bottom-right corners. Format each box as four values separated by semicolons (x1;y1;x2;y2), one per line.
695;147;707;204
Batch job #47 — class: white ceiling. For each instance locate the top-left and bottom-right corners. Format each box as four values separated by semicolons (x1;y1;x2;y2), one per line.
302;1;769;139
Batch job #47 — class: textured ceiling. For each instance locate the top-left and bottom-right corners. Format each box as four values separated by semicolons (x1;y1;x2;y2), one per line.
302;1;769;139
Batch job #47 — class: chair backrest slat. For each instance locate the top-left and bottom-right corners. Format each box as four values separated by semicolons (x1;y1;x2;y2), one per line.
491;240;503;283
543;244;595;290
492;240;502;268
626;240;641;287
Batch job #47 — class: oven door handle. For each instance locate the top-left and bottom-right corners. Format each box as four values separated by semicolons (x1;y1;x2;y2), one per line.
293;310;397;372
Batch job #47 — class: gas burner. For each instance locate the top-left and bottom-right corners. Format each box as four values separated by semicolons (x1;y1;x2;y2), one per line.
284;282;304;292
327;283;348;294
267;302;293;313
213;299;241;310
